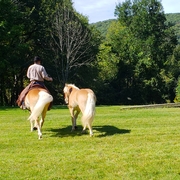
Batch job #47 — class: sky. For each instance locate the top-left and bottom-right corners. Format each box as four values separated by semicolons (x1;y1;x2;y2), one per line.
72;0;180;23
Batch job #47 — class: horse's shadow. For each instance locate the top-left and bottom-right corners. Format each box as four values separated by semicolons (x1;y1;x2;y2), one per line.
47;125;131;138
94;125;131;137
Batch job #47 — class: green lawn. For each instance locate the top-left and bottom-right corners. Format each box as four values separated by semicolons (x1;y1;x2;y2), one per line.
0;106;180;179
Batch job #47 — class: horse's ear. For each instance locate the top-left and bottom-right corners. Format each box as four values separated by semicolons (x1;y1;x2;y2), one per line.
69;87;72;93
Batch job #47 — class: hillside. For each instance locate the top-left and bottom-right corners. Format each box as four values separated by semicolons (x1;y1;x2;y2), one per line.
92;13;180;43
166;13;180;42
91;19;117;37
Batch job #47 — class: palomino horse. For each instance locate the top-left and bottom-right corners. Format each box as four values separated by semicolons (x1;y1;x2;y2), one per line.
24;88;53;139
63;84;96;137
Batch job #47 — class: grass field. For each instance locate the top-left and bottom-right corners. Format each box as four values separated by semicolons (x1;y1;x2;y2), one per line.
0;105;180;180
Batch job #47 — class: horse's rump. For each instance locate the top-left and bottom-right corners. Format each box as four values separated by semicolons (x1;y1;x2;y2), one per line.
81;90;96;126
16;81;50;107
26;89;53;120
74;89;96;112
25;88;53;139
25;88;52;111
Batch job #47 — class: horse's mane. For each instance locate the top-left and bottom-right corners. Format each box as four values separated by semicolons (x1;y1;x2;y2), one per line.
66;84;79;90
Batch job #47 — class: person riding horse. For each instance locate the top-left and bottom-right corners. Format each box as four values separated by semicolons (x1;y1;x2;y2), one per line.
16;56;53;109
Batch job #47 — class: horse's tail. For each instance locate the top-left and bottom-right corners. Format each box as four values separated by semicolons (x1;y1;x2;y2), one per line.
81;92;96;128
28;91;53;122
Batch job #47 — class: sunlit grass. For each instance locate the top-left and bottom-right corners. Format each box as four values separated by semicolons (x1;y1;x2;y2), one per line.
0;106;180;179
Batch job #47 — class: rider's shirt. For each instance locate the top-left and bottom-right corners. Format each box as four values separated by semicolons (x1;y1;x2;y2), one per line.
27;63;51;82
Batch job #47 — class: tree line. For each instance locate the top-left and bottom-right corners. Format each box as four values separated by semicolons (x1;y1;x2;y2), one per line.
1;0;180;106
93;13;180;44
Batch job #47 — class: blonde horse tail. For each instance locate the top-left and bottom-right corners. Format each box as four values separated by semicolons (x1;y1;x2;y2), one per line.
28;91;53;122
81;92;96;136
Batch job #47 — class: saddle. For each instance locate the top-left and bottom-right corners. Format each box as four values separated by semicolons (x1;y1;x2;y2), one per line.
29;84;50;93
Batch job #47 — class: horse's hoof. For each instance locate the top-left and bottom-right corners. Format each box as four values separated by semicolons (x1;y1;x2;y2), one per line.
38;135;42;139
33;127;37;131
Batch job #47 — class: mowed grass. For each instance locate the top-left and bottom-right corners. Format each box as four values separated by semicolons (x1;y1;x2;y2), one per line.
0;105;180;180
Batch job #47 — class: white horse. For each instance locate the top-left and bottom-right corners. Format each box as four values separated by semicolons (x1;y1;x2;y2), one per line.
25;88;53;139
63;84;96;137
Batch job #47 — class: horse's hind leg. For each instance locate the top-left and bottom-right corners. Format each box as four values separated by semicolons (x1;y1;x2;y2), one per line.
29;112;35;132
71;116;74;131
33;121;38;131
87;123;93;137
82;118;93;137
82;125;87;134
30;120;34;132
70;109;79;132
36;121;42;139
71;116;78;131
39;117;44;128
74;111;79;130
88;116;94;137
30;119;42;139
81;118;87;134
40;111;46;128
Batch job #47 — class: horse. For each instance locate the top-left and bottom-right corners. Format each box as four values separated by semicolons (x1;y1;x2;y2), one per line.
63;84;96;137
24;87;53;139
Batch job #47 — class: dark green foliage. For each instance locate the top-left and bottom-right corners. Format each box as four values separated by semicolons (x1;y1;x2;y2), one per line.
0;0;101;106
93;13;180;43
1;0;180;106
166;13;180;44
0;0;31;105
96;0;179;105
175;78;180;102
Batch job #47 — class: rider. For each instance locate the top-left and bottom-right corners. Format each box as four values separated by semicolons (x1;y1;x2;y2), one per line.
16;56;53;109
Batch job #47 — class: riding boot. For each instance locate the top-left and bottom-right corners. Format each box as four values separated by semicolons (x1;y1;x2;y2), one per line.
20;101;26;110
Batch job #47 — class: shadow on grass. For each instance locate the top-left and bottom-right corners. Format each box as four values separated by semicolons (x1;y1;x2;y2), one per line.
48;125;131;138
48;125;84;138
94;125;131;137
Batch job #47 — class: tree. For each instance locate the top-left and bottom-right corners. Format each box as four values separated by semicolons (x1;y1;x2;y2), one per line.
0;0;55;105
0;0;101;106
111;0;178;104
96;21;129;104
47;1;101;84
0;0;31;105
